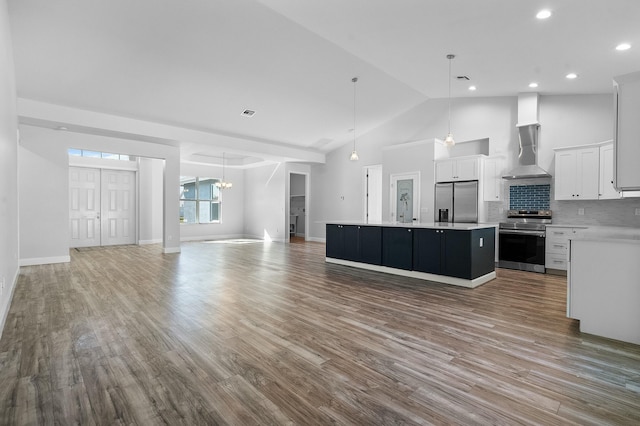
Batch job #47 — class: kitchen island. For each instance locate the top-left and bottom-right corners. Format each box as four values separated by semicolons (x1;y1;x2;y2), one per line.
326;222;497;288
567;227;640;345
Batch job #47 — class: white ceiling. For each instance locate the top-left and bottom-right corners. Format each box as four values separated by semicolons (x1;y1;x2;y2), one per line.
8;0;640;165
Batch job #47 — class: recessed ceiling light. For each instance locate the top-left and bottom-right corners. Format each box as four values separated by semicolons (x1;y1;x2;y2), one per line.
616;43;631;51
566;73;578;79
55;126;68;131
468;86;476;91
529;82;539;88
536;10;552;19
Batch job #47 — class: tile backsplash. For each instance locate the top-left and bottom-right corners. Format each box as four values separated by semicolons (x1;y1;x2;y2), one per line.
487;178;640;227
509;184;551;210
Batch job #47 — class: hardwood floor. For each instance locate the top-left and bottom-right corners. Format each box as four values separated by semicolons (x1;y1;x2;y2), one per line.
1;240;639;425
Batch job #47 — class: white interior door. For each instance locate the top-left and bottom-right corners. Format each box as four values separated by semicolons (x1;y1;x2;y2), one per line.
390;172;420;223
363;165;382;223
101;169;136;246
69;167;136;247
69;167;101;248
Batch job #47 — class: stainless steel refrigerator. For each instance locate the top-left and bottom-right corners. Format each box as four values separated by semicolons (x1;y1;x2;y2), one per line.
434;181;478;223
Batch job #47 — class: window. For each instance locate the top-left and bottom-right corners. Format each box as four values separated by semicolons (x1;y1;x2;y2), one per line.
68;148;132;161
180;176;221;223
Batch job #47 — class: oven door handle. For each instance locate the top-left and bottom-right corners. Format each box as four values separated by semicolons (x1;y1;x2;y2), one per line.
499;229;546;237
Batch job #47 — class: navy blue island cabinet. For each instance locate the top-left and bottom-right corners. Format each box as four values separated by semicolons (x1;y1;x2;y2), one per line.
325;224;382;265
326;223;496;288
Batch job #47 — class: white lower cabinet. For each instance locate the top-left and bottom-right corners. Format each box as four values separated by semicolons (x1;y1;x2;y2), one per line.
545;226;587;271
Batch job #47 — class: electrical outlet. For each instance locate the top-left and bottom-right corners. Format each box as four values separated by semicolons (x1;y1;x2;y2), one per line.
635;208;640;216
578;208;585;216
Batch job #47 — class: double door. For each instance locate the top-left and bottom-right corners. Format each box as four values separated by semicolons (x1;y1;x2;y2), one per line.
69;167;137;248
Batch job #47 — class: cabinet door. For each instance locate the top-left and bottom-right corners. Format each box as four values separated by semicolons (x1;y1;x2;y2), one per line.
483;158;502;201
359;226;382;265
456;158;479;181
435;160;455;182
614;73;640;191
576;147;599;200
599;144;620;199
413;229;442;274
382;227;413;270
441;230;472;279
343;225;360;261
555;151;577;200
326;225;344;259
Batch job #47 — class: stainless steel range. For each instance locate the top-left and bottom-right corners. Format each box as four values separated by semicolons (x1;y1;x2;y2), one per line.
498;210;552;273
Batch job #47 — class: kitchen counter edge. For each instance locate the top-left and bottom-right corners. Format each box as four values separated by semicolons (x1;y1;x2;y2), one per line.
324;221;498;231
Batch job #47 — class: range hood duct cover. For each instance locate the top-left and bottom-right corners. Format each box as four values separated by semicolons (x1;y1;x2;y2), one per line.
503;123;551;179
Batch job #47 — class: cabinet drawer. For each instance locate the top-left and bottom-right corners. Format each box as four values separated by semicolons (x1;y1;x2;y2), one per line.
547;229;572;239
546;253;568;270
546;241;568;254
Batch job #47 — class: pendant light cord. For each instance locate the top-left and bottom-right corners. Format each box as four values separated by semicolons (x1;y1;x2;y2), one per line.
447;55;453;134
352;77;358;152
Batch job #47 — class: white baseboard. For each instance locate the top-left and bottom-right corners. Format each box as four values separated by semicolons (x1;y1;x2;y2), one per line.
19;255;71;266
0;267;20;341
307;237;326;243
139;239;163;245
180;233;246;242
325;257;496;288
163;247;181;254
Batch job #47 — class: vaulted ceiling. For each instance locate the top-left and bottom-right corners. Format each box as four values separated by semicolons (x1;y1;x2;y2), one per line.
8;0;640;165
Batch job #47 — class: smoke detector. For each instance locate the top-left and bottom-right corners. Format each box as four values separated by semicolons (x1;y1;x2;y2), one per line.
241;109;256;117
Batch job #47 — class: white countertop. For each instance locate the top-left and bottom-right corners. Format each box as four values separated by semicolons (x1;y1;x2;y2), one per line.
325;221;499;231
564;225;640;243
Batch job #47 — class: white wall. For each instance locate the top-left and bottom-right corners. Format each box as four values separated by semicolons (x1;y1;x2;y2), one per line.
244;163;286;242
179;162;245;241
19;129;70;263
0;0;20;336
381;140;436;223
18;125;181;263
139;157;164;244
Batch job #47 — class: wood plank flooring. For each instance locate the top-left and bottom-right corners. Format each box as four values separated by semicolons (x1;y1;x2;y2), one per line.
1;240;639;425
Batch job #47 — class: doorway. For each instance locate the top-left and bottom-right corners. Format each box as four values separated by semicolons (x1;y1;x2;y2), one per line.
390;172;420;223
69;167;137;247
363;165;382;223
289;172;308;241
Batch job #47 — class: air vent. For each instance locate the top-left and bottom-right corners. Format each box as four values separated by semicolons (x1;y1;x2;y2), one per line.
241;109;256;117
456;75;470;81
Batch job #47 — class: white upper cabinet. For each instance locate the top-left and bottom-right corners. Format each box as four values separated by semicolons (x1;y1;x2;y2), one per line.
482;157;503;201
554;146;599;200
614;71;640;191
435;156;481;182
599;142;621;199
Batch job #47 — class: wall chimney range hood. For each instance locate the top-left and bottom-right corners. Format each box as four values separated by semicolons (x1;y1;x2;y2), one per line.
503;94;551;180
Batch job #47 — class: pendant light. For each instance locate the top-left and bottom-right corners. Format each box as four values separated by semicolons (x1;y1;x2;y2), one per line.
444;54;456;147
349;77;359;161
215;152;233;189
